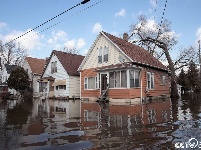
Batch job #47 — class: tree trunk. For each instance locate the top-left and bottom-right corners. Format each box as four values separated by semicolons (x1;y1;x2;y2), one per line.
163;46;179;99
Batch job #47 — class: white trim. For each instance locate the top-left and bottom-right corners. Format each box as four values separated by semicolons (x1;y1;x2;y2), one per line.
80;71;81;98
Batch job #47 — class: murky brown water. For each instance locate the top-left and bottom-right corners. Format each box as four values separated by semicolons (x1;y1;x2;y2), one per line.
0;93;201;149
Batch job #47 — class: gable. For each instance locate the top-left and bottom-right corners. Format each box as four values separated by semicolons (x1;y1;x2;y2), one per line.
42;53;68;79
79;32;167;72
53;50;84;76
79;34;131;70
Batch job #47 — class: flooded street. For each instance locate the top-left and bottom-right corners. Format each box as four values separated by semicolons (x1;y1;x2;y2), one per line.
0;94;201;149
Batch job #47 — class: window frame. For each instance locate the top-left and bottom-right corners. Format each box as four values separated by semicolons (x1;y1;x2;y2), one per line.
51;61;57;74
147;72;154;90
98;46;109;63
109;70;127;88
84;76;98;90
129;70;140;88
160;75;166;85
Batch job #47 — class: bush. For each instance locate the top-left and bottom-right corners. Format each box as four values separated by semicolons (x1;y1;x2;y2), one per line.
0;91;11;100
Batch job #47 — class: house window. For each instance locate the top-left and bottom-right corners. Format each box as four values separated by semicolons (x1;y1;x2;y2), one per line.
109;70;127;88
147;72;154;89
51;61;57;73
161;75;166;85
84;77;97;89
56;86;58;90
130;70;140;88
103;47;108;62
98;46;108;63
59;85;66;90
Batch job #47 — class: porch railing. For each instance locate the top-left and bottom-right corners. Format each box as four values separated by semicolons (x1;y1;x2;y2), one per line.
99;86;109;101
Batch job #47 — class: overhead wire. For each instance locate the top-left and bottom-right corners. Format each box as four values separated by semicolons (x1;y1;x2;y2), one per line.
20;0;104;43
1;0;91;47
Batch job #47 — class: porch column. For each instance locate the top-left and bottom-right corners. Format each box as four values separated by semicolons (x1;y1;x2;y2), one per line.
127;70;130;88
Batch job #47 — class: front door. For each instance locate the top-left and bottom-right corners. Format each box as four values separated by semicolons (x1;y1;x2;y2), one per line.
101;74;108;94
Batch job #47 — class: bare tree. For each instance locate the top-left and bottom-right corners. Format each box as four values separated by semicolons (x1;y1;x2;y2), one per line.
0;40;27;66
174;46;197;73
129;15;180;98
61;46;80;54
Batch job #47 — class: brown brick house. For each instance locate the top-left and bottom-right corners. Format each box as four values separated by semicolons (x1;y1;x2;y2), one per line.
78;31;170;103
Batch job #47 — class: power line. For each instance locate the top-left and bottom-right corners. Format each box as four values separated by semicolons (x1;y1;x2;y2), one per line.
20;0;104;43
2;0;91;47
158;0;168;33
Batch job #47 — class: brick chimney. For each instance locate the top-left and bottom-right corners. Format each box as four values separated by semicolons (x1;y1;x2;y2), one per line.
123;32;129;41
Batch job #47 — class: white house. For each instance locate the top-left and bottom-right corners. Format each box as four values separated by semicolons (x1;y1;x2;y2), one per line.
40;50;84;99
22;57;46;97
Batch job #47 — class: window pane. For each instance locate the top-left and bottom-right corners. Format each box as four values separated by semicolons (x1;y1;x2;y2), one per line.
147;73;151;89
98;56;102;63
103;47;108;62
88;77;95;89
115;71;120;87
151;74;154;89
98;48;102;63
130;71;134;87
135;71;140;87
84;78;87;89
109;72;114;88
121;71;127;87
104;54;108;62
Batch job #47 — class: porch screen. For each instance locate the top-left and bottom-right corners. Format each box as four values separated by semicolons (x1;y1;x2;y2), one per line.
109;71;127;88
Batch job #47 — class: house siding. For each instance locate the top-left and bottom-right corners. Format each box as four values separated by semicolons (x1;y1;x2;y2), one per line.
69;76;81;98
81;67;170;101
82;35;130;70
43;54;70;97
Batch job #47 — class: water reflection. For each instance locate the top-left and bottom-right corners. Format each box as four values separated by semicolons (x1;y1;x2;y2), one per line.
0;94;201;149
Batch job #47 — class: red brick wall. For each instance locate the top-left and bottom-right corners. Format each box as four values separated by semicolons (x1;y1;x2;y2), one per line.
80;68;99;98
80;67;170;99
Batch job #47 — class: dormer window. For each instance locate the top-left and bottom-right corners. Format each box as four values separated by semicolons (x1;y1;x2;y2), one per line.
98;46;108;63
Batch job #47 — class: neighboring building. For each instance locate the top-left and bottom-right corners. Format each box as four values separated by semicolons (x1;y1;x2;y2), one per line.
0;64;20;94
22;57;46;97
78;31;170;103
40;50;84;98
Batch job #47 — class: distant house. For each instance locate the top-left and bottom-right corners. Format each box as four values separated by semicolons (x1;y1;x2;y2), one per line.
78;31;170;103
22;57;46;97
40;50;84;99
0;64;20;94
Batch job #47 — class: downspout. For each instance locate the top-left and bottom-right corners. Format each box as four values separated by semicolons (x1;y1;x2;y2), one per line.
80;71;82;99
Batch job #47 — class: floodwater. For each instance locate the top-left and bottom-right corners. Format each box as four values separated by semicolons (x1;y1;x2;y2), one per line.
0;94;201;150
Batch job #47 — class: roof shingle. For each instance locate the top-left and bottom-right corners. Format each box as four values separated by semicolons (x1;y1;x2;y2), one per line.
26;57;46;74
102;31;167;71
